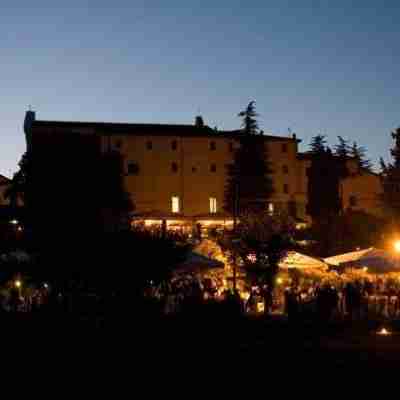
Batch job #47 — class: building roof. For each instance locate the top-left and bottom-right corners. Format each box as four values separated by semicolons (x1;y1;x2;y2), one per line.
31;119;297;141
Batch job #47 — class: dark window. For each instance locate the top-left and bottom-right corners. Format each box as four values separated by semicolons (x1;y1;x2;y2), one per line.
171;162;178;173
210;164;217;173
229;142;234;152
210;141;216;151
115;140;122;149
282;165;289;174
349;195;358;207
282;143;288;153
146;141;152;150
127;161;139;175
283;184;289;194
172;140;178;150
192;167;197;173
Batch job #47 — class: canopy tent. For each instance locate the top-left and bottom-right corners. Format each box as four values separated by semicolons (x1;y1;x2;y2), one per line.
324;248;400;274
324;248;373;266
278;251;327;270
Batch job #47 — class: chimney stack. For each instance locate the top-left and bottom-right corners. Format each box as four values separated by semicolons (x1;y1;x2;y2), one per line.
195;115;204;128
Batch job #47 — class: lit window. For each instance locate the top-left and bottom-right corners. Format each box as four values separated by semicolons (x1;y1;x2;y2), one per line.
171;162;178;173
146;141;152;150
210;197;217;214
172;140;178;150
284;184;289;194
268;203;274;215
210;141;216;151
210;163;217;173
172;196;180;213
282;165;289;174
282;143;288;153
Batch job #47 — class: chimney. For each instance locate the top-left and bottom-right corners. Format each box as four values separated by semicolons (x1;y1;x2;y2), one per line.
195;115;204;128
292;133;297;140
24;110;36;151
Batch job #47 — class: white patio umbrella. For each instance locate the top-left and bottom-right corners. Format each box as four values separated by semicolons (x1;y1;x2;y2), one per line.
325;248;400;274
279;251;328;270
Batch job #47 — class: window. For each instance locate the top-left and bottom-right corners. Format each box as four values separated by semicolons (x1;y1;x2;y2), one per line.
210;163;217;173
171;162;178;173
115;140;122;149
127;161;139;175
282;143;288;153
172;140;178;150
283;184;289;194
192;166;197;173
210;197;217;214
229;142;234;152
172;196;180;213
268;203;274;215
282;165;289;174
210;141;216;151
146;141;152;150
349;195;358;207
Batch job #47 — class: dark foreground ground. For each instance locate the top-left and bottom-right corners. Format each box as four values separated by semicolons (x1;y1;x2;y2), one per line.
2;310;400;377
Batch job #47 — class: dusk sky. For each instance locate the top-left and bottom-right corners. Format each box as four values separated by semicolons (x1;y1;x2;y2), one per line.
1;0;399;177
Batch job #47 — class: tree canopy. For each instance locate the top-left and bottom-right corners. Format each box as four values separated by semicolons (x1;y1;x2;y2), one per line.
224;102;273;216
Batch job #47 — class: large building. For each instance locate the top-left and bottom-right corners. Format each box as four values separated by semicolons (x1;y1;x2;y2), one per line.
24;111;384;232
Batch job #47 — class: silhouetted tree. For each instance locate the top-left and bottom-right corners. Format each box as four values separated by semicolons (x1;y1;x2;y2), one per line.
306;138;348;256
238;100;259;135
309;134;327;154
350;141;373;173
334;136;350;159
381;127;400;224
224;102;273;217
223;213;294;314
99;149;134;232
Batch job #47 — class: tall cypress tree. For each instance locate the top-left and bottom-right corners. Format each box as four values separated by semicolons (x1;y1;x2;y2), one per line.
381;127;400;220
306;138;348;255
224;101;273;217
350;141;373;173
309;134;327;154
334;136;350;159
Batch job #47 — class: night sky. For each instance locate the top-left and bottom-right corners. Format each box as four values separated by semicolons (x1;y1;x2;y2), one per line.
1;0;399;176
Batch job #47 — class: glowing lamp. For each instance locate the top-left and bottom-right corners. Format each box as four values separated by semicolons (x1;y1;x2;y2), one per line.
15;280;21;289
276;277;283;285
377;327;391;336
9;219;18;225
257;302;265;313
394;241;400;253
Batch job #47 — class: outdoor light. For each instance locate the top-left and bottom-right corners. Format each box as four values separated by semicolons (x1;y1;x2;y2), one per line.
257;302;265;313
276;277;283;285
394;241;400;253
9;219;18;225
43;283;49;289
14;280;21;289
363;267;368;272
377;327;391;336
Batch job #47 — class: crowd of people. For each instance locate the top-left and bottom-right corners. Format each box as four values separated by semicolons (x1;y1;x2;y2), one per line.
145;271;400;322
283;279;400;321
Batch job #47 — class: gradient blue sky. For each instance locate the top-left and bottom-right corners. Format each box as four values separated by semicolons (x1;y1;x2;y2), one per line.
1;0;399;177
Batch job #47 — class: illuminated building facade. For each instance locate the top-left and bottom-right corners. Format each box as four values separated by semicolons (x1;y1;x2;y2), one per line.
24;111;383;233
